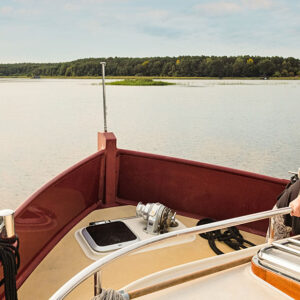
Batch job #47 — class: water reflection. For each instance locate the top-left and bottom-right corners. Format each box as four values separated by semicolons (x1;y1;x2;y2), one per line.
0;78;300;209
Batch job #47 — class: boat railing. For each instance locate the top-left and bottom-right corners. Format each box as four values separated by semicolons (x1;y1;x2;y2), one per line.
49;207;292;300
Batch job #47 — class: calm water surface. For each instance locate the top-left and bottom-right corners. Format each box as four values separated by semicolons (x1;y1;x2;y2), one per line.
1;78;300;209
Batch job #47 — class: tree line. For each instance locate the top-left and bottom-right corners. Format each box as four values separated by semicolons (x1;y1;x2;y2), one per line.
0;56;299;78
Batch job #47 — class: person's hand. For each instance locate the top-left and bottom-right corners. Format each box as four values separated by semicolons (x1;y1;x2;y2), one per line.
289;195;300;217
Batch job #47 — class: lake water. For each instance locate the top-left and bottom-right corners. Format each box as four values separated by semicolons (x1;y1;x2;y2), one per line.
1;78;300;210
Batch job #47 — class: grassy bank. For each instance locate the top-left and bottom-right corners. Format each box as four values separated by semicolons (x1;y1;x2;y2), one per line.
107;79;175;86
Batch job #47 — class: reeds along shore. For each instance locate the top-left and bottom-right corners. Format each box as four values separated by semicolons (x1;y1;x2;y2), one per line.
107;79;175;86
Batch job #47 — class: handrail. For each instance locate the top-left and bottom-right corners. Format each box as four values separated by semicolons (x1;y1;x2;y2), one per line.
50;207;292;300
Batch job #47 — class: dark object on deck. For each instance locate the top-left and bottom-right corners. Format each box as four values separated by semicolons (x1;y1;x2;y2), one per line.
0;235;20;300
197;218;255;255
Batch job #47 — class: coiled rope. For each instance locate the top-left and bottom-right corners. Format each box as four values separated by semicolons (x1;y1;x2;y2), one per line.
0;235;20;300
197;218;255;255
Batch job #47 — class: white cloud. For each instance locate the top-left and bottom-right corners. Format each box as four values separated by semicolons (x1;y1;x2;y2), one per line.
195;2;241;15
0;6;13;16
195;0;275;16
139;9;170;21
0;5;40;17
244;0;274;10
64;3;82;11
16;8;41;17
63;0;128;6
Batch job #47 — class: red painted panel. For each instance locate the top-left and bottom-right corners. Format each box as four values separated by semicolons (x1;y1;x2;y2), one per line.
8;137;289;293
117;150;287;235
98;132;117;204
14;151;105;288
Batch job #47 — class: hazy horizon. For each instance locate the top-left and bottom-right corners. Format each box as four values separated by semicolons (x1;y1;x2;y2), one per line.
1;0;299;63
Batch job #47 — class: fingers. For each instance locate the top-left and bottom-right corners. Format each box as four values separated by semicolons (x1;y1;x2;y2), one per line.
289;195;300;217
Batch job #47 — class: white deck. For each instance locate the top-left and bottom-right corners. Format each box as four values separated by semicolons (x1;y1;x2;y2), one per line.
18;206;266;300
123;247;293;299
127;264;291;300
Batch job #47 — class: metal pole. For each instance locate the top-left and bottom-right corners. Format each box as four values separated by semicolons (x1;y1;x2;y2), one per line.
94;271;102;296
100;62;107;132
0;209;15;239
267;217;274;244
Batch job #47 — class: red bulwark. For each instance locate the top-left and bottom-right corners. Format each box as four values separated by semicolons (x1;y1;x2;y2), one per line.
116;150;287;235
10;132;289;294
98;132;117;205
14;151;105;290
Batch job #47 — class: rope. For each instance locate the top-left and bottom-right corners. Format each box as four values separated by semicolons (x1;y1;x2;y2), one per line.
92;289;125;300
0;235;20;300
197;218;255;255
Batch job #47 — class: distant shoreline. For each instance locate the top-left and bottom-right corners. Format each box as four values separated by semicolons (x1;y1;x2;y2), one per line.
0;76;299;80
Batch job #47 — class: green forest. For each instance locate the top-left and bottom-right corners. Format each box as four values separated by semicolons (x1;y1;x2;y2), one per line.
0;56;300;78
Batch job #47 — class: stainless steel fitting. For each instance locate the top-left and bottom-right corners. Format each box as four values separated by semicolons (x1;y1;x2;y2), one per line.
136;202;178;235
0;209;15;239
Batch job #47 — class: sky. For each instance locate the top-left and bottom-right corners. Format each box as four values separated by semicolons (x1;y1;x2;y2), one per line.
0;0;299;63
